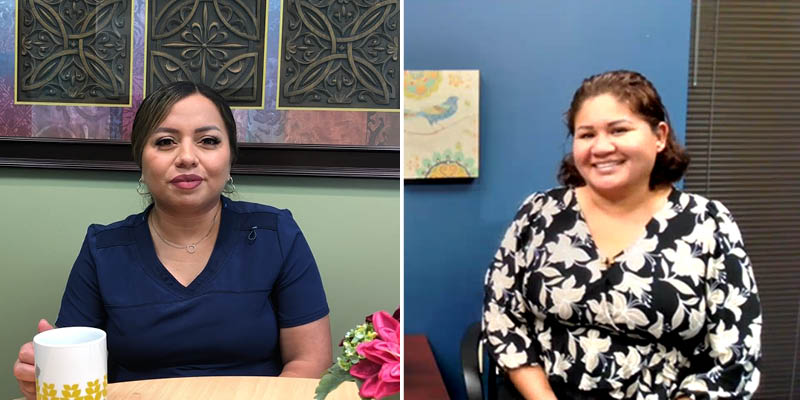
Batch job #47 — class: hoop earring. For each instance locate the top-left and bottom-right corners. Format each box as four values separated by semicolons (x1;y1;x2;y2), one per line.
136;177;149;195
223;176;236;194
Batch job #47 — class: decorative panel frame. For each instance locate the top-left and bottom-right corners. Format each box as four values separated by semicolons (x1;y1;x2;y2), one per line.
0;137;399;177
276;0;400;111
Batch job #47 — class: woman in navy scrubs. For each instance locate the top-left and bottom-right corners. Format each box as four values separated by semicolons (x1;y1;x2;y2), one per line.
13;82;331;399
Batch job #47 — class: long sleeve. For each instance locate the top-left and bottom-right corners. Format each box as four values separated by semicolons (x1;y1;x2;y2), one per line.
482;193;545;370
676;201;762;399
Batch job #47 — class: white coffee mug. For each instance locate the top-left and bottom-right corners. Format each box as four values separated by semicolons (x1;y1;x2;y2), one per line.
33;327;107;400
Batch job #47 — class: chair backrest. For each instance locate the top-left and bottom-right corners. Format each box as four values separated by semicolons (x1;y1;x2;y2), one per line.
460;321;525;400
460;321;483;400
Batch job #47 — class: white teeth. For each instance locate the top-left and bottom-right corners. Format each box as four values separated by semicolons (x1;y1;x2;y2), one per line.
594;161;622;169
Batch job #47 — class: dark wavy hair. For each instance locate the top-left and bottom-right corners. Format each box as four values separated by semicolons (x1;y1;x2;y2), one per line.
558;70;689;189
130;81;239;168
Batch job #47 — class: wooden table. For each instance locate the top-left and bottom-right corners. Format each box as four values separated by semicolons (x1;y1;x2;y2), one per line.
404;335;450;400
106;376;361;399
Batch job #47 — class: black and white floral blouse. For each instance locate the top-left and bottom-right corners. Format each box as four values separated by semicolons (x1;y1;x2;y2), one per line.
483;187;762;399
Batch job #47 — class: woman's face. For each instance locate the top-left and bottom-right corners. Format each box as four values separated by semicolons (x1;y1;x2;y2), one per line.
141;93;231;212
572;93;667;196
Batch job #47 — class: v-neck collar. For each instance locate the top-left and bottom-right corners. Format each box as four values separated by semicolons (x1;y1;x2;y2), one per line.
134;197;239;297
571;186;679;266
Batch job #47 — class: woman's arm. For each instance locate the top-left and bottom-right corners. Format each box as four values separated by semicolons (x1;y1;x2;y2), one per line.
484;194;554;397
507;365;557;400
279;316;332;378
16;227;104;399
272;210;331;378
674;202;762;399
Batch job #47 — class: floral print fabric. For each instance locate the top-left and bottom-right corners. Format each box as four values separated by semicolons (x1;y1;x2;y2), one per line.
483;187;761;399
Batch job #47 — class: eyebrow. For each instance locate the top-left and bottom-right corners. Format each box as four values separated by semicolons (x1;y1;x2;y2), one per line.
153;125;223;134
576;119;630;130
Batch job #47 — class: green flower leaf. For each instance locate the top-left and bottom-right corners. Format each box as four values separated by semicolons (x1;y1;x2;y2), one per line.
315;365;356;400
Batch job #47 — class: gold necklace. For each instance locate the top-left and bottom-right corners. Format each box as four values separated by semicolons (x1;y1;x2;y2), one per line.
150;205;220;254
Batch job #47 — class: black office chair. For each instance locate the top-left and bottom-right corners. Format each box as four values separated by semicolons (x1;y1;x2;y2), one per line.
461;322;485;400
461;322;524;400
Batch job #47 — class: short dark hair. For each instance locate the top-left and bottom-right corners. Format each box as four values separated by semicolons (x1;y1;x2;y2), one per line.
130;82;239;168
558;70;689;188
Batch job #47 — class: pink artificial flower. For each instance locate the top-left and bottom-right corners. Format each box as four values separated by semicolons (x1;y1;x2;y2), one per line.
349;310;400;399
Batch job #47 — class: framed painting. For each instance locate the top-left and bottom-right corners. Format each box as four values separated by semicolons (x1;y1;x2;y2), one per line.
0;0;399;178
404;70;479;179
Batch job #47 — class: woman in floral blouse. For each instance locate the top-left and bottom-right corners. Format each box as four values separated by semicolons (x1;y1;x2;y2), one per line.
483;70;761;399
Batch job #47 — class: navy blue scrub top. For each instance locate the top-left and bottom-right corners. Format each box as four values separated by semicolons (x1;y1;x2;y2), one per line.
55;196;329;382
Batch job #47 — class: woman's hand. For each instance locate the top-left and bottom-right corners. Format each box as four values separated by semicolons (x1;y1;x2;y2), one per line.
278;316;332;378
507;365;558;400
13;319;54;400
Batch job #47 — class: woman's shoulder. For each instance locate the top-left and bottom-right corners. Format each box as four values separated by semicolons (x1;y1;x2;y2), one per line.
84;211;147;248
223;196;287;216
673;188;734;220
222;197;300;230
516;186;574;211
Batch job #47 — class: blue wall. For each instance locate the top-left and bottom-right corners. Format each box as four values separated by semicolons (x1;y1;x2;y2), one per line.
404;2;692;399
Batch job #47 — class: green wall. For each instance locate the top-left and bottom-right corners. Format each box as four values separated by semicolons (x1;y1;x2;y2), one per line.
0;167;400;399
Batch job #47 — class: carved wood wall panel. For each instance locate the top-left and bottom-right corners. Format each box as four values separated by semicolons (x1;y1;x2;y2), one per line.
278;0;399;110
1;0;399;177
146;0;267;107
16;0;133;105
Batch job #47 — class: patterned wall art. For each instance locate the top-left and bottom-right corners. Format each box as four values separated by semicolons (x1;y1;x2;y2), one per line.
277;0;400;111
404;70;479;179
15;0;133;106
146;0;267;108
0;0;399;177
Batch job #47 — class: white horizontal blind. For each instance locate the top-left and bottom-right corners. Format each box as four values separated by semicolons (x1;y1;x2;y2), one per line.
685;1;800;398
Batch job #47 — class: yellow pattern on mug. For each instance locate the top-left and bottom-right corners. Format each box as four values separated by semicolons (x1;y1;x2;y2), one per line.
36;374;108;400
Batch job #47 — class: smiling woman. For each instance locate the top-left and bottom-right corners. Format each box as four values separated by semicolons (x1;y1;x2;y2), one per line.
483;70;762;399
11;82;333;400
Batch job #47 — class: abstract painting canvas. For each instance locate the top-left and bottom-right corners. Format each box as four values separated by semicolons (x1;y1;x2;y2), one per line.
404;70;479;179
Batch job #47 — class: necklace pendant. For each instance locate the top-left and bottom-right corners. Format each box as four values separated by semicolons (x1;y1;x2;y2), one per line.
186;244;197;254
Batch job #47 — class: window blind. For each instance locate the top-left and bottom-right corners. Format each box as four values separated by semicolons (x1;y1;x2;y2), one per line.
685;1;800;398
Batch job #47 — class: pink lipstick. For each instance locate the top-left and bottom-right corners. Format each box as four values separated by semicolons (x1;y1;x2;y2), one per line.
170;174;203;190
